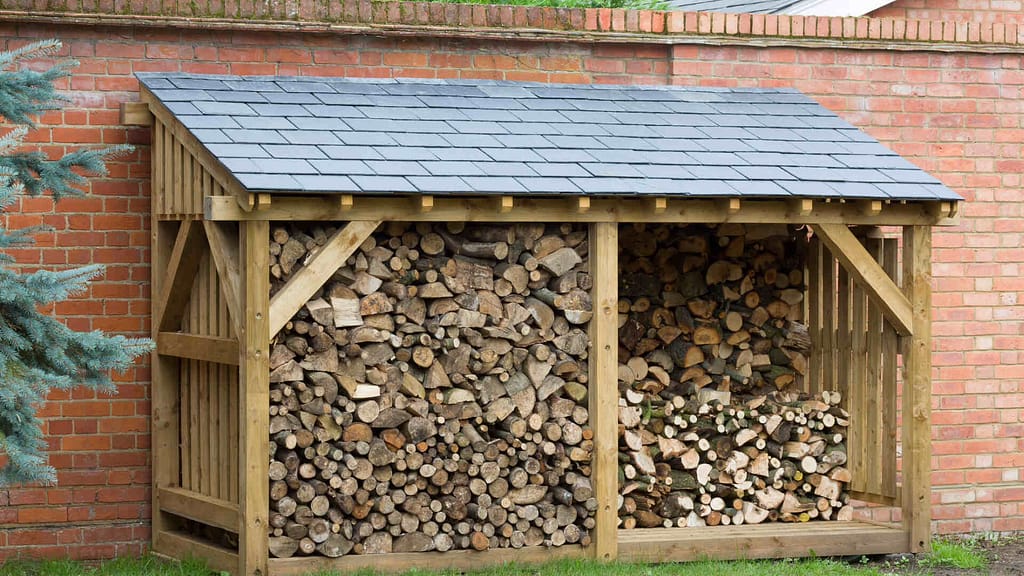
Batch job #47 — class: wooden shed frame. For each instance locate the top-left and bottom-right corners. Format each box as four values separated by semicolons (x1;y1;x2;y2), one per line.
129;87;957;576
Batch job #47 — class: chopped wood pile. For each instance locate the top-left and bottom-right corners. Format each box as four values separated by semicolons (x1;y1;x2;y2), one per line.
266;222;595;558
615;224;852;529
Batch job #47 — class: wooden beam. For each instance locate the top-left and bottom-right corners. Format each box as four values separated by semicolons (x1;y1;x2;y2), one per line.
204;195;959;226
157;332;240;366
810;223;914;336
419;195;434;212
653;197;668;213
156;219;207;332
239;221;270;576
339;194;354;211
726;198;741;214
617;522;910;562
156;530;238;575
793;198;813;216
120;101;153;126
268;545;584;575
576;197;591;213
499;195;514;213
204;221;244;337
267;220;381;337
589;221;618;562
902;225;932;554
159;487;239;533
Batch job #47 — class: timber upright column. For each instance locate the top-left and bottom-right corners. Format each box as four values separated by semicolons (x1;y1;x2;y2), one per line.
902;225;932;553
240;220;271;575
589;222;618;561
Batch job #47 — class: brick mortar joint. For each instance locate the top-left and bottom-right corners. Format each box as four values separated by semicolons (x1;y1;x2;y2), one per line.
0;0;1021;50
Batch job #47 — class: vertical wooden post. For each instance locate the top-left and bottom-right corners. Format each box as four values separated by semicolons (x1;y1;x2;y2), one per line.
239;220;270;576
902;225;932;553
588;222;618;561
151;119;181;551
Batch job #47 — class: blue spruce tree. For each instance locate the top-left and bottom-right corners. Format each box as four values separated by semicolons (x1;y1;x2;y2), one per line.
0;40;152;485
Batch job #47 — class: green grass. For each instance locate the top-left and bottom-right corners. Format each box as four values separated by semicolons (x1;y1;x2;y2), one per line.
423;0;669;13
0;556;212;576
919;538;988;570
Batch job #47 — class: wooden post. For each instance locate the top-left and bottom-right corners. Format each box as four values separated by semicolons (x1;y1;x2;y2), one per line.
239;220;270;576
902;225;932;553
588;222;618;561
151;117;181;551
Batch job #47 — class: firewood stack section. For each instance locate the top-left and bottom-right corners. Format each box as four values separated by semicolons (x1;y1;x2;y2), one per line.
266;222;595;558
616;224;852;529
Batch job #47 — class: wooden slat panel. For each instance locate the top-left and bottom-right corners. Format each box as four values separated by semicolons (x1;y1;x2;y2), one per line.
189;359;201;492
589;222;619;562
617;522;909;562
159;487;239;533
269;545;585;576
836;263;854;488
156;530;238;575
822;244;836;393
865;238;884;498
179;361;191;491
850;271;866;495
882;239;899;500
806;236;821;396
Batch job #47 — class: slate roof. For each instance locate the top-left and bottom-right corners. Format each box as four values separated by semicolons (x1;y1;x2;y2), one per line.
138;73;961;202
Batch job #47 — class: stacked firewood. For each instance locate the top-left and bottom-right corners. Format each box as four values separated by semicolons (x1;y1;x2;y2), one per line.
615;224;852;528
266;222;595;558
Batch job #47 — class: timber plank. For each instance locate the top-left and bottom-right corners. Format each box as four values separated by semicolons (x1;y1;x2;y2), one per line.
267;220;381;337
589;222;619;561
204;195;959;227
204;221;244;337
268;545;585;576
159;487;239;533
157;219;207;332
882;239;899;500
157;530;238;575
865;238;883;497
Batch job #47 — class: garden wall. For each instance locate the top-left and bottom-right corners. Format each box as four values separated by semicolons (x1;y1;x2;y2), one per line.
0;0;1021;561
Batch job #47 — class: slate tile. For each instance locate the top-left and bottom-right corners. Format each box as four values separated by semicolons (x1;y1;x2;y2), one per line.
209;90;268;103
792;141;848;155
261;144;326;159
316;93;374;106
684;165;745;180
359;106;422;120
446;121;508;134
255;158;318;174
728;180;789;197
459;176;526;193
527;163;590;178
305;105;365;119
421;161;479;176
778;180;842;197
263;92;321;105
194;101;256;115
514;177;581;193
511;110;569;123
754;115;811;129
443;134;503;148
785;167;891;182
881;169;942;184
223;129;289;144
164;102;201;115
249;103;310;117
643;151;696;165
337;132;397;146
392;133;451;148
364;160;431;176
206;143;269;158
676;179;738;196
602;124;659;138
278;81;333;93
220;158;262;173
462;108;519;122
236;173;301;191
551;123;610;137
744;127;802;141
834;154;917;170
377;147;438;161
463;97;525;110
597;137;659;151
741;139;801;153
278;130;343;146
472;162;537;177
504;123;559;135
288;117;349;131
139;77;175;89
407;176;476;193
569;177;641;195
546;135;605;149
154;89;211;102
309;159;374;175
663;113;716;127
697;139;753;153
587;149;653;164
826;181;888;198
687;152;745;166
641;165;694;179
412;107;470;121
223;80;282;92
650;125;707;139
320;145;384;160
541;149;597;163
483;148;545;163
571;99;624;112
431;148;490;162
191;129;232;143
736;166;796;180
236;116;296;130
478;85;534;98
581;163;643;178
350;175;417;193
791;128;848;142
293;175;357;192
495;135;556;149
653;138;706;152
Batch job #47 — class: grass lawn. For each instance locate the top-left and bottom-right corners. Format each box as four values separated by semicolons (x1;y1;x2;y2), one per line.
0;539;991;576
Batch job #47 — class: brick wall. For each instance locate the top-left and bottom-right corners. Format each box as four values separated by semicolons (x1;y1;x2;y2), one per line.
874;0;1024;26
0;0;1021;561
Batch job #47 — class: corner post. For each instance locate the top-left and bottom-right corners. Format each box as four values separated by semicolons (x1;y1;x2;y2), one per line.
902;225;932;553
239;220;270;575
589;222;618;561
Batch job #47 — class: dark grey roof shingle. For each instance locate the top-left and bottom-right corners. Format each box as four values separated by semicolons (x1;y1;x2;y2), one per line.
139;73;962;202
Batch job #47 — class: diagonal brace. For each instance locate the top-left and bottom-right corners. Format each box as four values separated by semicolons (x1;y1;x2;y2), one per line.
203;220;244;337
156;218;207;332
268;220;381;338
811;223;913;337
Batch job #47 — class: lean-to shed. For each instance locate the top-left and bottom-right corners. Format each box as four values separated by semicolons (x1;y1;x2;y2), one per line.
130;72;961;576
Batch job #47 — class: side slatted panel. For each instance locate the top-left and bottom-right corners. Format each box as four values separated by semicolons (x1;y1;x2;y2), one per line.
158;128;208;218
179;246;240;506
881;239;899;502
806;237;822;397
807;238;839;396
